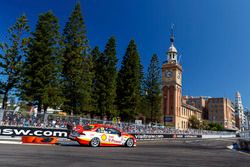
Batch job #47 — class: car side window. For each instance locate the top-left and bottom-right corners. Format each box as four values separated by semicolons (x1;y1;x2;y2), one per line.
107;128;120;135
96;127;105;133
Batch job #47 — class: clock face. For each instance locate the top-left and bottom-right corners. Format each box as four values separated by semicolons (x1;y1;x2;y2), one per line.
177;72;181;79
165;70;173;78
171;60;176;64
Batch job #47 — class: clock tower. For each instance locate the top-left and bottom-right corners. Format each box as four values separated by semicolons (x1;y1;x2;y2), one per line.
162;28;182;128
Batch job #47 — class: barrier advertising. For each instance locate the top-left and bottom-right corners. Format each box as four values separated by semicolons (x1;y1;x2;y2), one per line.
131;134;202;140
0;126;68;138
0;126;202;139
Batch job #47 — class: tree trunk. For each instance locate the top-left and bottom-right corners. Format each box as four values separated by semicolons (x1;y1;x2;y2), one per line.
43;105;48;114
43;105;48;124
1;89;9;110
150;100;153;123
38;101;42;113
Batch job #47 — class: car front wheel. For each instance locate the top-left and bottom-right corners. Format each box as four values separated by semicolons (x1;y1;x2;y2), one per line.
90;137;100;147
125;138;134;147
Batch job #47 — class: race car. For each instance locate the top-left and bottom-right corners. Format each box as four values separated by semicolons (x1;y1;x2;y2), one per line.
68;124;136;147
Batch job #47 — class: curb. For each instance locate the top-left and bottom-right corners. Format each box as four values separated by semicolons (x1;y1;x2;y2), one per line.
0;141;22;144
0;136;22;144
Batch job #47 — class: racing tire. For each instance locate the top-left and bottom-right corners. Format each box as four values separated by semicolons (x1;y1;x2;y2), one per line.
125;138;134;147
90;137;100;147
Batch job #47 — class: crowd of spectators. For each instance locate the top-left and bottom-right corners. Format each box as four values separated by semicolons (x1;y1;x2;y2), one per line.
1;111;45;127
0;110;235;135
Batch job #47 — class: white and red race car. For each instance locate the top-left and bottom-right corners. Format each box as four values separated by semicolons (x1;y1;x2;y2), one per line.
68;124;136;147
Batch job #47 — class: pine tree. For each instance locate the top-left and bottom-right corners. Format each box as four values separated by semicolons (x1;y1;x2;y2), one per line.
0;15;30;109
93;51;106;118
21;11;62;112
62;2;93;115
145;54;162;122
116;40;143;121
103;37;118;118
92;37;118;119
91;46;101;116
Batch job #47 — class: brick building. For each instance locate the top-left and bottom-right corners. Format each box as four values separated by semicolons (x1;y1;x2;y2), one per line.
162;29;202;130
207;98;236;130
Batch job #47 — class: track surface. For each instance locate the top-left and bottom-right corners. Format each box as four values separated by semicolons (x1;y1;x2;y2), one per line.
0;138;249;167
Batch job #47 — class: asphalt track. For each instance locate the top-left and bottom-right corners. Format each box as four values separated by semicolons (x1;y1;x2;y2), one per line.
0;138;249;167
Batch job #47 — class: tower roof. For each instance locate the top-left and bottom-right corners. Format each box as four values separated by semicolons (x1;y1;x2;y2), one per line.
168;24;177;53
168;43;177;53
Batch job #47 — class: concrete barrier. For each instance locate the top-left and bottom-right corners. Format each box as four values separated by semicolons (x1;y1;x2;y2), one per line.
0;136;22;144
202;134;236;139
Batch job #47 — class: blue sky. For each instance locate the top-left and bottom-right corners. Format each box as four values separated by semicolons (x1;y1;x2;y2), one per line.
0;0;249;108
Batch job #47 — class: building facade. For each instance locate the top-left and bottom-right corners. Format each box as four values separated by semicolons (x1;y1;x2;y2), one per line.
184;96;210;120
244;109;250;130
207;98;236;130
161;29;238;131
162;31;202;130
235;91;246;131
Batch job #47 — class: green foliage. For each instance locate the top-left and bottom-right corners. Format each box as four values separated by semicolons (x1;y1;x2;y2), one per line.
200;120;210;130
145;54;162;122
20;11;63;112
0;15;30;109
205;122;224;131
92;37;118;119
18;101;31;112
61;2;93;114
91;46;102;116
116;40;143;121
103;37;118;118
188;115;201;129
197;120;224;131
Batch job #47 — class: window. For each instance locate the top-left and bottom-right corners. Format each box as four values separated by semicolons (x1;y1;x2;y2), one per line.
107;128;120;135
96;127;105;133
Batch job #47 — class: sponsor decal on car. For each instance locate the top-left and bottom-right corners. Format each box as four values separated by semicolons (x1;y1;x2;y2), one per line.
108;138;122;144
101;134;107;141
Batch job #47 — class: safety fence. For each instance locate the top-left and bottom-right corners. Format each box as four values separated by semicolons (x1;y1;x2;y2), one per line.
0;109;235;136
237;130;250;151
240;130;250;141
0;125;203;140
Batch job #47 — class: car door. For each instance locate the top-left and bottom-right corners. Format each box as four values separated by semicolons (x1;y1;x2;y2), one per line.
106;128;122;145
95;126;107;143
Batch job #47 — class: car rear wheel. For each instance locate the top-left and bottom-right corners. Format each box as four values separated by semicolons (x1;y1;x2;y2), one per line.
90;137;100;147
125;138;134;147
